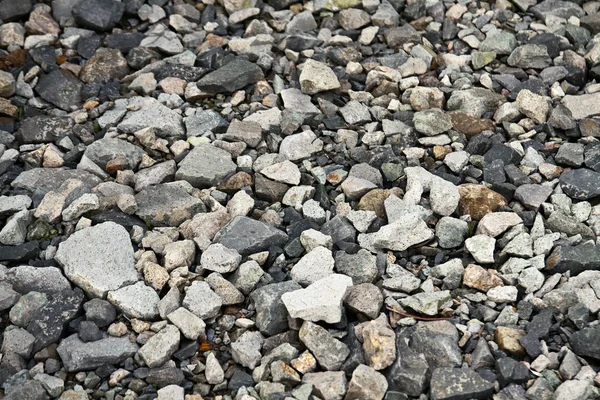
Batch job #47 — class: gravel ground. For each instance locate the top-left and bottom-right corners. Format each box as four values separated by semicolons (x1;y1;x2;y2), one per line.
1;0;600;399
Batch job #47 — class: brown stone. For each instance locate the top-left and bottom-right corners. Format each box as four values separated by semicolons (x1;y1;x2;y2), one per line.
217;171;253;193
0;98;18;118
80;48;129;84
495;326;526;357
254;173;288;203
449;112;496;138
358;189;392;218
0;49;27;72
458;184;507;220
106;156;129;174
433;145;452;160
580;118;600;137
462;264;503;292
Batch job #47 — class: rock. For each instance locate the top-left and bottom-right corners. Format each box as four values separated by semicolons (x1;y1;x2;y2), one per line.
222;119;263;147
55;222;138;298
476;212;522;237
409;321;461;368
107;282;159;319
206;272;244;304
362;315;396;370
0;209;31;245
205;352;224;384
138;325;181;368
515;89;549;124
488;286;518;303
291;246;335;286
299;321;350;371
430;368;494;400
562;93;600;120
251;281;301;336
214;216;289;255
118;97;184;137
183;281;222;319
436;217;469;248
556;143;584;167
458;184;507;220
401;291;452;316
514;184;552;209
345;364;388;400
72;0;124;31
197;58;263;94
299;59;340;95
175;143;236;188
570;325;600;360
135;182;205;227
200;243;241;273
361;213;434;251
231;331;264;369
403;167;460;216
507;44;552;69
261;160;301;185
545;243;600;275
344;283;383;319
0;0;33;22
279;130;324;161
282;274;353;324
560;168;600;200
80;48;129;83
463;264;503;292
35;70;82;111
303;371;347;400
335;249;378;284
465;235;496;264
57;334;138;372
5;265;70;294
340;100;371;125
496;326;526;356
184;110;228;137
413;109;453;136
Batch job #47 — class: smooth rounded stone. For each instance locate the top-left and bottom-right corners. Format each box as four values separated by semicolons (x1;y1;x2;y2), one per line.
35;69;82;111
138;324;181;368
201;243;242;273
197;58;263;94
5;265;70;294
435;217;468;249
515;89;549;124
299;321;350;371
290;246;335;286
507;44;552;69
206;272;244;304
282;274;353;324
404;167;460;216
0;70;16;98
475;212;523;237
167;307;206;340
344;283;383;319
261;160;301;185
344;364;387;400
487;286;518;303
462;264;503;292
80;48;129;83
560;168;600;200
213;216;289;256
279;130;324;161
361;213;433;252
465;235;496;264
175;143;236;188
231;331;264;369
57;333;138;372
413;109;453;136
107;282;159;319
430;368;494;400
118;97;184;137
514;184;553;209
205;352;225;385
135;182;205;227
250;281;302;336
299;59;340;95
335;249;378;284
495;326;526;357
458;184;508;220
183;281;222;319
54;222;138;298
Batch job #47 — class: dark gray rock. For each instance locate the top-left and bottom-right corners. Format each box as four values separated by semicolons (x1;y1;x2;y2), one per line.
5;265;71;294
559;168;600;200
17;116;74;144
514;184;552;209
214;216;289;255
135;182;205;227
386;339;430;397
35;70;83;111
84;298;117;327
27;288;85;352
73;0;125;31
3;380;48;400
545;243;600;275
197;58;264;94
430;368;494;400
0;0;33;22
250;280;302;336
408;321;462;369
11;168;102;194
83;138;145;172
57;333;139;371
570;325;600;360
78;320;103;342
530;0;584;19
184;111;228;137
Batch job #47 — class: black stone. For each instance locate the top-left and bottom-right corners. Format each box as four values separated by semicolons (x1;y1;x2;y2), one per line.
196;58;263;94
429;368;494;400
106;32;145;53
250;281;302;336
84;298;117;327
483;158;506;184
78;320;103;342
77;35;104;59
228;370;254;392
560;168;600;200
73;0;125;31
35;70;83;111
496;357;529;387
0;0;33;22
321;216;356;243
0;241;39;262
570;325;600;360
152;64;208;82
484;144;523;165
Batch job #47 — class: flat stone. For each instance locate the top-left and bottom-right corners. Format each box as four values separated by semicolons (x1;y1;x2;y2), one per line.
476;212;523;237
35;70;82;111
118;96;184;137
299;321;350;371
282;274;353;324
5;265;70;294
279;130;324;161
57;333;138;372
299;59;340;95
138;325;181;368
507;44;552;69
562;93;600;120
514;184;553;209
197;58;263;94
135;182;205;227
184;110;228;137
361;213;434;251
560;168;600;200
175;143;236;188
107;282;159;319
80;48;128;83
213;216;289;256
430;368;494;400
182;281;222;319
545;243;600;275
251;281;302;336
11;168;101;195
55;222;138;298
291;246;335;286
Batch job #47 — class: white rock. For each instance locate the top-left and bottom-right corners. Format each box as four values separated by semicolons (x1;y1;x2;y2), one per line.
261;160;301;185
167;307;206;340
291;246;335;286
299;59;341;95
465;235;496;264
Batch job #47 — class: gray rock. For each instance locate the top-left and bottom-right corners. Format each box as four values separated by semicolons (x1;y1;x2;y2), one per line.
515;89;549;124
3;380;47;400
5;265;71;294
118;97;185;138
282;274;353;324
201;243;242;273
401;291;452;316
35;70;82;111
84;138;145;172
33;373;64;398
183;281;222;319
436;217;469;249
83;298;116;328
0;70;16;98
413;109;453;136
409;321;462;368
404;166;460;216
291;246;335;286
167;307;205;340
487;286;518;302
299;59;340;95
251;281;302;336
545;243;600;275
197;58;263;94
340;100;371;125
299;321;350;371
80;48;129;83
0;195;32;219
231;331;264;369
514;184;553;209
345;364;387;400
175;143;236;188
530;0;584;19
344;283;383;319
562;93;600;120
107;282;159;319
335;249;378;284
138;324;181;368
1;327;35;358
222;119;263;147
507;44;552;69
213;216;289;255
279;130;324;161
135;182;205;227
0;283;20;312
133;160;177;191
72;0;124;31
205;272;245;304
430;368;494;400
11;168;101;195
479;32;517;55
55;222;138;298
205;352;224;384
360;213;434;252
184;110;228;137
555;143;584;167
0;209;31;245
560;168;600;200
57;333;138;372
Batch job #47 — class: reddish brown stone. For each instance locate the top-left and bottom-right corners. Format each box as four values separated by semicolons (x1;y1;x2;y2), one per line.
450;112;496;138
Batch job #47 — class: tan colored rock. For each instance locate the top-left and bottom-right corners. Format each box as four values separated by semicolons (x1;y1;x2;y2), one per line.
496;326;526;357
462;264;503;292
458;184;507;220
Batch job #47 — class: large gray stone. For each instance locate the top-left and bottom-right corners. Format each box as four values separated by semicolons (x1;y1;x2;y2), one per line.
11;168;101;194
175;143;237;188
57;334;139;372
107;282;159;319
138;324;181;368
55;222;138;298
299;321;350;371
84;138;145;172
118;97;185;137
197;58;264;94
213;216;289;255
250;281;302;336
135;182;205;227
430;368;494;400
